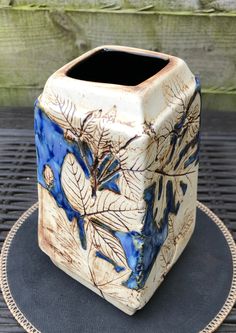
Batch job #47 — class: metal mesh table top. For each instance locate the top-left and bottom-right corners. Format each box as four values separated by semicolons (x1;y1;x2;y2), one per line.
0;108;236;332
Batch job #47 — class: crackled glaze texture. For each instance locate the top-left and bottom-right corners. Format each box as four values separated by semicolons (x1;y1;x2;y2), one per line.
35;46;201;315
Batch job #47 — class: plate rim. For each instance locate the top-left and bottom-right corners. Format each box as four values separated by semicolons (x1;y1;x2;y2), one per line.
0;201;236;333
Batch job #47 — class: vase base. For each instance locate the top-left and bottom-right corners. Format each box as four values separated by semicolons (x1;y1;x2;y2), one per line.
50;257;136;315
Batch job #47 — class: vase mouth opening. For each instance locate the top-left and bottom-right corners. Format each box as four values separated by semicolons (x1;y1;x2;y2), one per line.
66;48;169;86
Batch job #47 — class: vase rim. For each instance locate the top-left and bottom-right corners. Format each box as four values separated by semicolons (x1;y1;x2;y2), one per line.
51;45;181;93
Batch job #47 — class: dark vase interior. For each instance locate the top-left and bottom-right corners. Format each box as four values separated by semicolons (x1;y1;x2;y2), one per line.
67;48;169;86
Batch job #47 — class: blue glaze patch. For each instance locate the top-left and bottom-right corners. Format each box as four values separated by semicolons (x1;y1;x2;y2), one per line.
98;173;120;194
115;230;143;273
195;75;201;93
158;176;163;200
81;141;94;167
180;181;187;195
94;153;120;195
116;181;180;290
174;131;200;171
97;154;113;178
95;251;125;273
184;132;200;169
167;79;200;168
34;102;88;249
107;159;119;173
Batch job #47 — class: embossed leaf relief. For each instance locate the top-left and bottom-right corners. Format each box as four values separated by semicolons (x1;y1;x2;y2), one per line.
86;221;128;269
139;75;201;177
43;165;54;189
59;152;144;296
41;90;79;130
61;154;91;215
39;185;91;279
61;153;145;233
161;75;200;173
130;75;201;214
42;76;200;205
41;89;143;201
42;89;117;149
37;74;200;296
159;209;195;273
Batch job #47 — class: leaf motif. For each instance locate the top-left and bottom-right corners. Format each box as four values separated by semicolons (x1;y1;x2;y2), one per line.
117;169;143;201
96;153;120;194
93;124;111;157
64;129;78;143
38;185;91;277
41;90;80;130
119;135;154;172
87;219;128;269
115;136;154;201
159;217;175;270
43;165;54;188
175;209;194;241
61;153;92;214
87;190;145;232
77;110;102;143
161;78;200;174
87;245;134;304
41;90;110;144
162;75;189;109
76;107;116;147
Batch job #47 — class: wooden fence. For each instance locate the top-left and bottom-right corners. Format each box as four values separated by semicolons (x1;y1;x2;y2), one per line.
0;1;236;110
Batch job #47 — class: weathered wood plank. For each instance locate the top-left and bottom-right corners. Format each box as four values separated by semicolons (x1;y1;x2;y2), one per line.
202;90;236;112
0;1;201;11
0;87;42;106
201;0;236;11
216;323;236;332
1;87;235;112
0;8;80;89
0;0;10;7
0;6;236;108
4;0;236;11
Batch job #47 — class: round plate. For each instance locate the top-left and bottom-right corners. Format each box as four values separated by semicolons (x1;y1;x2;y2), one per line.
1;202;236;333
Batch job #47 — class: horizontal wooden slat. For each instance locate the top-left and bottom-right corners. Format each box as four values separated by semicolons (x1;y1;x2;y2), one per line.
217;324;236;332
2;0;236;11
0;213;24;221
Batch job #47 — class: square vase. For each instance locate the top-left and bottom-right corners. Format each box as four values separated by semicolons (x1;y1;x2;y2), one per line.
34;45;201;315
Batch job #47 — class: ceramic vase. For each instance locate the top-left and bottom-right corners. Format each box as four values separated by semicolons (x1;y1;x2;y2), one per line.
34;45;201;315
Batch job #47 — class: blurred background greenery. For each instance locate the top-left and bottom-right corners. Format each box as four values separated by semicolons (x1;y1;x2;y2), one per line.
0;0;236;111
